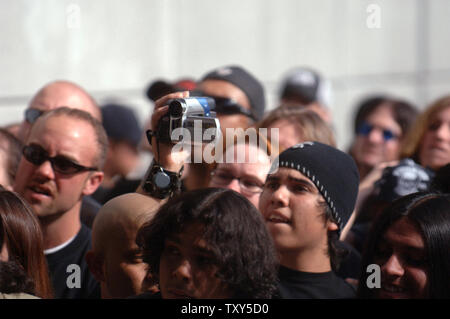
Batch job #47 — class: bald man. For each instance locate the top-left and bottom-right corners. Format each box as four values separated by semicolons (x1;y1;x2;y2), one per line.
17;80;103;228
17;80;101;142
86;193;160;299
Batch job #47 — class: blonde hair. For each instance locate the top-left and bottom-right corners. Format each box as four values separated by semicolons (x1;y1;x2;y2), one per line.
400;95;450;162
257;105;336;150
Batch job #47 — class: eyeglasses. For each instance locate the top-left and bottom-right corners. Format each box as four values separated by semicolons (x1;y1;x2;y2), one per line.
24;108;45;124
356;122;398;141
210;170;264;195
22;144;98;175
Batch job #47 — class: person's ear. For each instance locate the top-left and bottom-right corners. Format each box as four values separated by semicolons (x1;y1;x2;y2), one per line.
82;171;104;196
327;221;339;232
85;250;106;282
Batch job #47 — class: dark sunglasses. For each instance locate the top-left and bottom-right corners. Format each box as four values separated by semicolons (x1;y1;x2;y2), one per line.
25;108;45;124
213;97;256;121
356;122;398;141
191;91;256;121
22;144;98;175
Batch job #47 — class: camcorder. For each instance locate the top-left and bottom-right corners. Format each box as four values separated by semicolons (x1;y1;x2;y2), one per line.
156;97;221;144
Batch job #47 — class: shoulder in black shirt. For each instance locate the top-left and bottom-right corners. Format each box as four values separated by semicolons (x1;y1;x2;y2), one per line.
45;224;100;299
277;266;356;299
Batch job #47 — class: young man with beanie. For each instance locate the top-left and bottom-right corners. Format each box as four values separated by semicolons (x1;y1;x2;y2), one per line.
259;141;360;298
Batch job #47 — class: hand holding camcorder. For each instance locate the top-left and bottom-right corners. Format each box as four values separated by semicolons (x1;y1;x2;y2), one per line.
155;97;221;145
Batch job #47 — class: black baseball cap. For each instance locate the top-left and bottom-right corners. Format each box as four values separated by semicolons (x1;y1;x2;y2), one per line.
201;65;266;121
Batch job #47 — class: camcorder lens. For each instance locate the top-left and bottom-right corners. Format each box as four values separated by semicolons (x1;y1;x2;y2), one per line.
169;100;184;117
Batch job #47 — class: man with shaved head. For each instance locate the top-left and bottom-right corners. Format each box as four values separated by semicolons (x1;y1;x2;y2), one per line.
86;193;160;298
13;107;107;299
17;80;101;142
17;80;103;227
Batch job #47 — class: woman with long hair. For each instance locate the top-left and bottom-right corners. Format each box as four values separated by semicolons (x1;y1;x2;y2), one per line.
358;192;450;298
401;95;450;172
0;188;53;298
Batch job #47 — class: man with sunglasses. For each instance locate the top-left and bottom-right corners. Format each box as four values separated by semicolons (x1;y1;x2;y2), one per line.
138;91;272;208
17;80;104;228
349;96;418;181
195;65;266;134
172;65;267;190
17;80;101;142
13;107;107;299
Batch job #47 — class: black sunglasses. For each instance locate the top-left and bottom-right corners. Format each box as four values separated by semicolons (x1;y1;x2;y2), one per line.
356;122;398;141
22;144;98;175
191;91;256;121
213;97;257;121
24;108;45;124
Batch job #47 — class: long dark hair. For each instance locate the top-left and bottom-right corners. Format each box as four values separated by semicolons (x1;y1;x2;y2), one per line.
136;187;279;298
357;192;450;298
0;189;53;298
352;95;418;136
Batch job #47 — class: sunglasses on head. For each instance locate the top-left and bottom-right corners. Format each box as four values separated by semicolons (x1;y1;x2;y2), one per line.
22;144;98;175
356;122;398;141
24;108;45;124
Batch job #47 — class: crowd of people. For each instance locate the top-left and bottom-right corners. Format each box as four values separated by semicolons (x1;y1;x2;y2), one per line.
0;64;449;300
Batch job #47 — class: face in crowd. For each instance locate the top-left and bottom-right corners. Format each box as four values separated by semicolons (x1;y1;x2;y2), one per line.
17;81;101;142
358;192;450;299
13;112;103;220
197;79;252;133
418;105;450;171
158;222;233;299
352;104;403;172
87;193;160;299
137;188;278;299
209;142;271;208
266;118;300;152
374;217;427;299
258;167;337;257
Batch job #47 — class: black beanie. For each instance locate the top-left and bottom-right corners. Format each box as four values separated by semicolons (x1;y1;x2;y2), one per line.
270;141;360;232
201;65;266;121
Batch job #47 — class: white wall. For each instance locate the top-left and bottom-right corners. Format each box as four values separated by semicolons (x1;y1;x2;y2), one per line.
1;0;449;149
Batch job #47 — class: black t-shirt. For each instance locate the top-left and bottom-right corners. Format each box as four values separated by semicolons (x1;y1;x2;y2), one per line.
336;240;362;280
277;266;356;299
45;224;100;299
